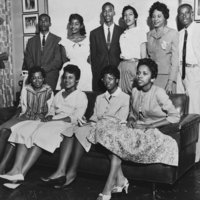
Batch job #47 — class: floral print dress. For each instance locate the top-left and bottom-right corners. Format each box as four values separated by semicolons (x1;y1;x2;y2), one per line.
88;85;180;166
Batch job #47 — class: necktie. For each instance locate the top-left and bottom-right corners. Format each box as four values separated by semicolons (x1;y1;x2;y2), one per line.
182;29;188;80
42;34;45;48
107;27;111;49
108;95;112;101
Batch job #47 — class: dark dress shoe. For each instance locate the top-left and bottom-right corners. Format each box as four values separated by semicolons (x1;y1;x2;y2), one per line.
54;178;76;189
41;176;66;186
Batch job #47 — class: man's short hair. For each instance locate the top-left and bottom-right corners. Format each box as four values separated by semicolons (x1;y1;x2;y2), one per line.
39;13;51;22
102;2;114;10
178;3;193;13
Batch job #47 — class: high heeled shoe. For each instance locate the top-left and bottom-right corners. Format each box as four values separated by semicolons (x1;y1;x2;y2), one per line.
40;176;66;186
96;193;111;200
0;174;24;182
112;178;129;194
54;177;76;189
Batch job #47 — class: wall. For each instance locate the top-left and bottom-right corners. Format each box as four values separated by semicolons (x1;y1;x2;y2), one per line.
11;0;46;97
11;0;197;97
48;0;179;40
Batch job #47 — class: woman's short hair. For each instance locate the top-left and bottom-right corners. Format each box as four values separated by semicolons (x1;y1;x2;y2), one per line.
101;65;120;80
149;1;169;20
122;5;138;19
137;58;158;79
69;14;86;36
62;64;81;80
27;66;46;84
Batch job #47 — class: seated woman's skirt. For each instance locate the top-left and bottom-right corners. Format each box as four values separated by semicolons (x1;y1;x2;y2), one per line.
87;118;178;166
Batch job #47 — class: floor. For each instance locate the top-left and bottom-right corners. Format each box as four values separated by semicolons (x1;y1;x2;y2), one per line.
0;163;200;200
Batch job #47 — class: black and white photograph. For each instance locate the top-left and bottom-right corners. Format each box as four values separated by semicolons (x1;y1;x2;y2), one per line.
22;13;38;34
22;0;38;12
1;0;200;200
195;0;200;20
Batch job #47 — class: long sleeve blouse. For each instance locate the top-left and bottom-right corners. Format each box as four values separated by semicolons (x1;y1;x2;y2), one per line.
129;85;180;124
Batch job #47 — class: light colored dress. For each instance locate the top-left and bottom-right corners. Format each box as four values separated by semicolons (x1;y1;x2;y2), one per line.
88;85;180;166
67;87;130;152
147;26;179;90
8;89;88;153
56;37;92;91
118;27;146;94
0;84;53;130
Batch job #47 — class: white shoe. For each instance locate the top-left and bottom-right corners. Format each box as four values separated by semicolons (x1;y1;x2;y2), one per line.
112;178;129;194
3;183;21;189
96;193;111;200
0;174;24;182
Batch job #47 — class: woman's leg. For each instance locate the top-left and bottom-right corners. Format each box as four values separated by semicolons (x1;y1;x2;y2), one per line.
22;146;43;177
0;144;15;174
6;144;29;175
65;138;85;185
48;136;75;179
0;128;12;159
100;154;122;196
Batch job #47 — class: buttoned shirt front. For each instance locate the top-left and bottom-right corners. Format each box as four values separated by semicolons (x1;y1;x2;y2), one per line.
103;23;114;43
179;22;198;65
40;32;49;47
147;26;179;82
90;87;130;122
120;26;146;60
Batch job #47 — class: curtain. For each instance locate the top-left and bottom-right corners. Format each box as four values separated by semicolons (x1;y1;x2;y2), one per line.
0;0;14;107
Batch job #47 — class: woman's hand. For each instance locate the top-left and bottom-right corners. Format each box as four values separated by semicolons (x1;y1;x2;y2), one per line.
127;118;136;128
78;116;88;126
41;115;53;122
165;80;176;94
134;123;154;129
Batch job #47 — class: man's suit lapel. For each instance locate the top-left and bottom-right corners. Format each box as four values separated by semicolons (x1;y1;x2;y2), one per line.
35;35;42;64
100;26;109;51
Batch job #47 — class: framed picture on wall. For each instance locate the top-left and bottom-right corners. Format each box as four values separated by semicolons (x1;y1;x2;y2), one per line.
23;35;34;51
194;0;200;21
23;13;38;34
22;0;38;13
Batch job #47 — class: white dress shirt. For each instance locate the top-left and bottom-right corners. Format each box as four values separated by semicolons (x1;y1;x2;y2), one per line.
103;23;114;43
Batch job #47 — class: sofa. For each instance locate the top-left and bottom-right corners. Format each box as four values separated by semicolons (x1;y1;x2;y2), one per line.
0;92;200;197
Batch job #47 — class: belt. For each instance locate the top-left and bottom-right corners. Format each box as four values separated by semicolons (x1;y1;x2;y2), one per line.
180;62;198;68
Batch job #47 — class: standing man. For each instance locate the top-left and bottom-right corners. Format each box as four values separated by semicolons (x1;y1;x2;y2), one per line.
177;4;200;162
90;2;123;91
23;14;62;90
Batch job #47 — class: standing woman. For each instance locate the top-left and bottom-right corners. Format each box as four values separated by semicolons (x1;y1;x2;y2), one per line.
147;1;179;94
56;14;92;91
118;5;146;94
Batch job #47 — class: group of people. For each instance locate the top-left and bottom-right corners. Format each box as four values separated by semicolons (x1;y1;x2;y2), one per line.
0;1;199;200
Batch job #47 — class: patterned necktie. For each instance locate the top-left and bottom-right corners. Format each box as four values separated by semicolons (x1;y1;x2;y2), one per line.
107;27;111;49
182;29;188;80
42;34;45;48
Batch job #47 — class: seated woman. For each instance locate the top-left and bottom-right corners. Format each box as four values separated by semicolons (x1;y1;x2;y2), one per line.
42;65;130;189
0;67;53;174
0;65;88;189
88;58;180;200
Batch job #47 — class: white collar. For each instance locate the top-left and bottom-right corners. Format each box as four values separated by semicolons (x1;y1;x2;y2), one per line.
104;87;121;100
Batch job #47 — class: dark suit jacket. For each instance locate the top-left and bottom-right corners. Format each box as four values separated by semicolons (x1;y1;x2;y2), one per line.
90;24;123;91
23;32;62;90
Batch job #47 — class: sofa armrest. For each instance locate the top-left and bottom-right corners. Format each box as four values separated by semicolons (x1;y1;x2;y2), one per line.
159;114;200;148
